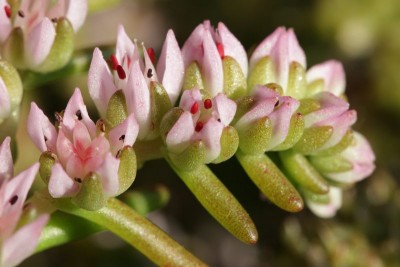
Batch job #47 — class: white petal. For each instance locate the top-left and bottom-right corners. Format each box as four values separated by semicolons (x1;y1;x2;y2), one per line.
25;17;56;67
200;117;224;163
96;153;119;197
2;214;49;267
166;111;195;154
108;113;139;153
27;102;57;152
202;29;223;96
63;88;96;138
88;48;117;117
307;187;342;218
65;0;88;32
218;22;248;76
157;30;184;105
48;163;79;198
0;137;13;182
213;93;237;125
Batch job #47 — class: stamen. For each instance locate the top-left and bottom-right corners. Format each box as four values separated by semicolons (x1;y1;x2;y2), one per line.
9;195;18;205
195;121;204;132
119;135;125;141
274;100;280;107
147;47;155;64
51;17;58;23
76;110;82;120
4;5;11;18
147;68;153;78
204;99;212;109
97;119;106;132
116;149;122;158
216;42;224;58
110;54;119;70
17;10;24;18
55;112;63;123
117;65;126;80
74;178;82;183
44;136;48;142
190;102;199;114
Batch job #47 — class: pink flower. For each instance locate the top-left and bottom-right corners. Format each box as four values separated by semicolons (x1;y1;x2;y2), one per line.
0;74;11;122
27;88;138;200
235;85;300;152
315;132;376;184
307;60;346;97
88;25;184;140
0;0;87;68
249;27;306;93
306;186;342;218
0;137;49;267
303;92;357;153
164;88;237;163
181;20;248;97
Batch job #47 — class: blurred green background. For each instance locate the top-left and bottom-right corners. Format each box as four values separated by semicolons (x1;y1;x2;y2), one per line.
19;0;400;266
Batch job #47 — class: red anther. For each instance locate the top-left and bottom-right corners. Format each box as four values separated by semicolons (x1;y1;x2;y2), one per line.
216;42;224;58
4;5;11;18
190;102;199;114
147;47;155;64
195;121;204;132
116;65;126;80
204;99;212;109
110;54;119;70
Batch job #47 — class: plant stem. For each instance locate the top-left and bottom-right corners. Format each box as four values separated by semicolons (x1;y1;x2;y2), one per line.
53;198;207;266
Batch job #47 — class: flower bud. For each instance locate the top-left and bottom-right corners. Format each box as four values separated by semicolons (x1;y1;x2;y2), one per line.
1;0;88;72
182;21;248;98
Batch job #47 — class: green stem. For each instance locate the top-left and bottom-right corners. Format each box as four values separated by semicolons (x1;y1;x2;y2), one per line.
236;151;304;212
35;186;171;253
167;159;258;244
54;198;206;267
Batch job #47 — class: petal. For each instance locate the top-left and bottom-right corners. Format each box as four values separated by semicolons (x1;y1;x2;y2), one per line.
141;42;159;84
2;214;49;267
325;132;375;183
306;187;342;218
179;88;202;112
56;129;74;165
202;29;223;96
200;117;224;163
63;88;96;138
0;0;11;43
0;76;11;119
218;22;248;76
156;30;184;105
166;111;195;154
0;163;39;237
304;92;350;128
0;137;13;182
65;0;88;32
84;136;110;172
65;155;86;179
213;93;237;125
249;27;285;69
108;113;139;153
95;153;119;197
48;163;79;197
306;60;346;96
316;109;357;150
125;61;151;139
270;28;306;91
181;23;205;67
266;96;300;150
27;102;57;152
116;25;135;64
72;121;92;150
88;47;117;117
25;17;56;67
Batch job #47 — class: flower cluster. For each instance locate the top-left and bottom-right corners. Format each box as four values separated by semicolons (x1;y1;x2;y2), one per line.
0;13;377;265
